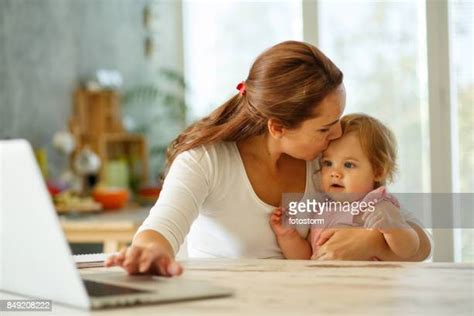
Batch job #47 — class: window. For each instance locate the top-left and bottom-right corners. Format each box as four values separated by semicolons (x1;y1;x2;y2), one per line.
449;0;474;262
318;0;430;193
182;0;303;119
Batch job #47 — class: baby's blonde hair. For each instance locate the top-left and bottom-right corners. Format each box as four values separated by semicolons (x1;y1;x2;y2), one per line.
340;113;397;187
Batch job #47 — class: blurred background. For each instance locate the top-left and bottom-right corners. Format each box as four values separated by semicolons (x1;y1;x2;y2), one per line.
0;0;472;262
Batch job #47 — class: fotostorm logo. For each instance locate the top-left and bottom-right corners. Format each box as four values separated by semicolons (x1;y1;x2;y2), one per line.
287;217;326;225
287;198;377;216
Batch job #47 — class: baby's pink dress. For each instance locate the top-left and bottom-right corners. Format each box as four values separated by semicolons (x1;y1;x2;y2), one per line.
309;186;399;259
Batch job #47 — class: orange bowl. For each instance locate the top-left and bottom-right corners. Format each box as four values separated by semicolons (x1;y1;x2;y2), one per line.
137;186;161;205
92;188;129;210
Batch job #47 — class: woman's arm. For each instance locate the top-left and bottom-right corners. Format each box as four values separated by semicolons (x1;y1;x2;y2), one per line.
133;229;174;256
313;228;386;260
106;147;213;275
136;148;212;254
313;223;431;261
105;230;182;276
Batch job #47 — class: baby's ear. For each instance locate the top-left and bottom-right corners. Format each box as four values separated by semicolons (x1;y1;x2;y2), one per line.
373;167;386;182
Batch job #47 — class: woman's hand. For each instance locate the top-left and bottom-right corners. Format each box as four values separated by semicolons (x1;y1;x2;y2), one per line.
313;228;386;261
269;207;298;238
104;244;183;277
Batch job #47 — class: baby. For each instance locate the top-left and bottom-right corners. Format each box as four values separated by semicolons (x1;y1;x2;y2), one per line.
270;113;420;260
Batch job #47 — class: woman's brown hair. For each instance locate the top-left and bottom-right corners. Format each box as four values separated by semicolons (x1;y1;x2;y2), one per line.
166;40;343;166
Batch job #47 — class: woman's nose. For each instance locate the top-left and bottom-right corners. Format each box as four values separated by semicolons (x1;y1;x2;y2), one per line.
328;122;342;140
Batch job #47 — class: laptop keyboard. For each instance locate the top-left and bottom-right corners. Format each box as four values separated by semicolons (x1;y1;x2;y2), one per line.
83;280;150;297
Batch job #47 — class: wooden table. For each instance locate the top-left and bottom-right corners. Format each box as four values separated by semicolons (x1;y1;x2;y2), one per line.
59;207;149;253
1;259;472;315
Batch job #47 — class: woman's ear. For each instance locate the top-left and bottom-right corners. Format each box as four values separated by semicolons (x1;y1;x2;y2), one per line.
267;118;284;139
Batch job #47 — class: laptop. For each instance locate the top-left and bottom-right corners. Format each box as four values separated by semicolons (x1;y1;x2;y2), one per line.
0;139;232;309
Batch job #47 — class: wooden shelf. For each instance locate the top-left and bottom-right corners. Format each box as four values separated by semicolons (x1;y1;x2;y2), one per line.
69;89;149;187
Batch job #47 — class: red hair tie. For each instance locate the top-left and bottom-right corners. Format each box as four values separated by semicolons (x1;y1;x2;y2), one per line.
236;81;246;96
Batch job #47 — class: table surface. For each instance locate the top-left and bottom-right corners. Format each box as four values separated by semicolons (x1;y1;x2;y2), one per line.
1;259;473;316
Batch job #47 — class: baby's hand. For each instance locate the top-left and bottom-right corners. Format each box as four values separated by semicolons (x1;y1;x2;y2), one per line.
362;200;410;234
269;207;298;238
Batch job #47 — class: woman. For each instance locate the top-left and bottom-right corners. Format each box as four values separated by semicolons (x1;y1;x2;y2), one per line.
106;41;432;276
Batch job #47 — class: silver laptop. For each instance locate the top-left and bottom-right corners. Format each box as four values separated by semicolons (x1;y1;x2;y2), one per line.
0;139;232;309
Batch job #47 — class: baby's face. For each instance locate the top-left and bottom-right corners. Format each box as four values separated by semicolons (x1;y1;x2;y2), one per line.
320;132;378;201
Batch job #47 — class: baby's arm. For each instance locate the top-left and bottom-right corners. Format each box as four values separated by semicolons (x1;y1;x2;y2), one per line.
269;208;312;259
382;227;420;259
363;200;420;259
